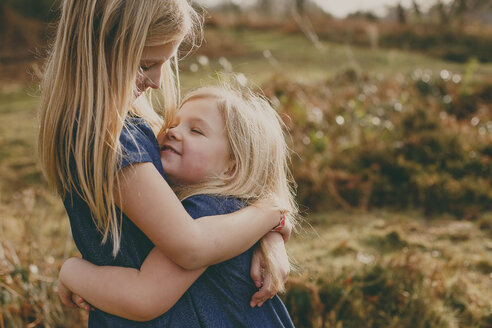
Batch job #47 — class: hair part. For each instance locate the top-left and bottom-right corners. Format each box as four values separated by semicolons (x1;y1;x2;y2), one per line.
38;0;202;257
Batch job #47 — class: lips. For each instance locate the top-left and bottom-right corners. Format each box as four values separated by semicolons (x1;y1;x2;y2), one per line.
161;144;181;155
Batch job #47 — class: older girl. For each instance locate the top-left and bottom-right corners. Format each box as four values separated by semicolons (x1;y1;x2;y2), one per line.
59;86;297;326
39;1;289;326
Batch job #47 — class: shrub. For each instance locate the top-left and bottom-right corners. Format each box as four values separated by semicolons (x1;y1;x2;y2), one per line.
263;69;492;217
285;257;456;328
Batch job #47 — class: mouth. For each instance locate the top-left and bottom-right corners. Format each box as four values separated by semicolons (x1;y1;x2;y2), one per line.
161;144;181;155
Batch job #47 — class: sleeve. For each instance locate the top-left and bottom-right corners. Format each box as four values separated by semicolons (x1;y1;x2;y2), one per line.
181;195;246;220
119;119;155;170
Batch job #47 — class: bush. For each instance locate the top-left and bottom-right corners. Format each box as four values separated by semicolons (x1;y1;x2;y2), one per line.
263;69;492;217
284;258;455;328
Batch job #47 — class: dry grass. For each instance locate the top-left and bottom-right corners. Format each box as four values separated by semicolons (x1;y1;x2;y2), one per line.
283;210;492;327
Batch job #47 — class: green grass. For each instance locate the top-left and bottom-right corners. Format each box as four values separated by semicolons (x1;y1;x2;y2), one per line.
178;28;492;90
0;85;42;195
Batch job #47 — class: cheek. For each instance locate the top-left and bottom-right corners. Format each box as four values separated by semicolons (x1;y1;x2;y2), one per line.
184;150;216;173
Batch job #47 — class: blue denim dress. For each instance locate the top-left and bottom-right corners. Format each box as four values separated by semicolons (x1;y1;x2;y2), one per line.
171;195;295;328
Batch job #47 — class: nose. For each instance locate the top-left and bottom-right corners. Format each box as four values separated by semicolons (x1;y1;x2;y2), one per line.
144;67;162;90
166;126;182;140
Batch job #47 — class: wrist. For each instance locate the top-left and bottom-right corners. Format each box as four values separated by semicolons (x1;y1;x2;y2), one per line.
265;231;284;243
271;211;286;232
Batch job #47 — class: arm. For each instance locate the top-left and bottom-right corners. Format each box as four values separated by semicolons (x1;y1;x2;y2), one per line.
59;248;205;321
116;163;287;270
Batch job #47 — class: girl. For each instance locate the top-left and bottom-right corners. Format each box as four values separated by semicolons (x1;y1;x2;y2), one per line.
58;85;297;326
38;1;289;326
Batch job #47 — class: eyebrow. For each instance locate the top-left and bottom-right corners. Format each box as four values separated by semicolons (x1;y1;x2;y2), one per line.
189;117;211;128
140;58;166;64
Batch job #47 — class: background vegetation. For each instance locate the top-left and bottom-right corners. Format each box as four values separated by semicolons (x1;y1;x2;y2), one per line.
1;0;491;327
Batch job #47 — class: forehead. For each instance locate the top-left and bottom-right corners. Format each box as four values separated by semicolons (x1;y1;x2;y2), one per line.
140;41;180;63
179;97;218;115
177;97;223;124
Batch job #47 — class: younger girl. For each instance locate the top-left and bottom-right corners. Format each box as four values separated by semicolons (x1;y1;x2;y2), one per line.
59;85;298;326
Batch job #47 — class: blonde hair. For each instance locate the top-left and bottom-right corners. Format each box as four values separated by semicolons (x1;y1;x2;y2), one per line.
38;0;201;256
167;85;299;292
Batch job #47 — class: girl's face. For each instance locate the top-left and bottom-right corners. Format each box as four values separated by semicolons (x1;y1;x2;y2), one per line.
135;41;180;97
160;97;232;186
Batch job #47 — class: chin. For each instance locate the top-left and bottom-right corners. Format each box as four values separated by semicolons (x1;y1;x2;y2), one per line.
165;173;186;186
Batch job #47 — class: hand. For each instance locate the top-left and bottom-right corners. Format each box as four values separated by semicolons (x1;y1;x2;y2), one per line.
249;235;290;307
58;258;95;312
57;279;78;309
249;246;274;307
72;294;94;312
58;279;94;311
275;214;292;242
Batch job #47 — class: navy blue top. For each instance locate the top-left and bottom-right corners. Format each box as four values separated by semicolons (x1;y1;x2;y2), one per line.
165;195;294;328
63;117;293;327
63;116;170;326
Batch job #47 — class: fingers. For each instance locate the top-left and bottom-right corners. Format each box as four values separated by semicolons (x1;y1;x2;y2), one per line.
250;249;264;288
72;294;94;312
57;281;77;308
250;271;275;308
58;292;77;308
57;280;94;311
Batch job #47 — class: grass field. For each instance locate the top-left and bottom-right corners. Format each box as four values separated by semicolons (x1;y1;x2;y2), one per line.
1;28;491;327
178;28;492;87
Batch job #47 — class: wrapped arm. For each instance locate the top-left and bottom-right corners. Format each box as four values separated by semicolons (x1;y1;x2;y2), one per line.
59;248;205;321
116;163;290;270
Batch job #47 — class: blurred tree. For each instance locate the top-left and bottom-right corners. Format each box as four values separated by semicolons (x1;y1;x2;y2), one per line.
436;0;450;25
397;3;407;24
258;0;272;16
412;0;422;23
294;0;305;15
451;0;470;28
347;11;379;22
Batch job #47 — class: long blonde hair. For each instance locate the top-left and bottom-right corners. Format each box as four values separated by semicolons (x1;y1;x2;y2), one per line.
38;0;201;256
168;86;299;292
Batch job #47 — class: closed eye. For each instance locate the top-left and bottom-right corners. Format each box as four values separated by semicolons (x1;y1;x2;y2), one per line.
191;128;203;135
140;64;153;72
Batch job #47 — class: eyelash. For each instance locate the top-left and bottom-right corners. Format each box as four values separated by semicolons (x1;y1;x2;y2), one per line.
140;65;152;72
166;126;203;135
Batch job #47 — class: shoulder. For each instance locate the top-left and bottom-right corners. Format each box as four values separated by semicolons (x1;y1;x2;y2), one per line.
181;195;246;219
119;116;161;170
120;116;156;150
